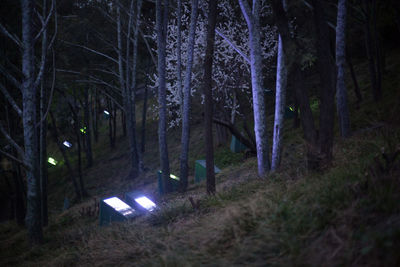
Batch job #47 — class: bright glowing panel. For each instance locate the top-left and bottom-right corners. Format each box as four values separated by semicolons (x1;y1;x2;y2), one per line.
48;157;57;165
63;141;72;148
134;196;156;211
104;110;110;115
170;173;179;180
104;197;135;216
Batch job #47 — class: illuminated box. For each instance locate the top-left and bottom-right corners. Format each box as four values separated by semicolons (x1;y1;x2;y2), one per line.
157;171;180;194
194;160;220;183
99;197;137;226
103;110;110;119
125;192;157;214
230;135;247;153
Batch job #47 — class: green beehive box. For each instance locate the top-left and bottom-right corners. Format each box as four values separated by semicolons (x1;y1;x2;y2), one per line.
99;197;136;226
157;171;180;194
230;135;247;153
194;160;221;183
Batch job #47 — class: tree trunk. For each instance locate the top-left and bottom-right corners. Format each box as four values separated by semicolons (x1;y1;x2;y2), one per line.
271;35;287;170
21;0;42;244
203;0;218;194
346;52;362;105
84;87;93;167
157;0;171;193
108;99;115;148
12;154;26;226
141;67;149;153
180;0;199;192
177;0;183;114
239;0;270;176
336;0;351;138
39;78;48;227
92;89;98;143
313;0;336;168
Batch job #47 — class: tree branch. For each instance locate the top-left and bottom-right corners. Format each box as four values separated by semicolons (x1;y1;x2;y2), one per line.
62;40;119;64
215;28;250;64
0;64;21;90
0;149;28;169
0;83;22;117
0;23;22;47
0;123;25;161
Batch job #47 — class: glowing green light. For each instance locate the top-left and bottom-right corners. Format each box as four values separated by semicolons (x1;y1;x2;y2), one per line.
170;174;179;180
80;126;87;134
48;157;57;166
289;106;294;111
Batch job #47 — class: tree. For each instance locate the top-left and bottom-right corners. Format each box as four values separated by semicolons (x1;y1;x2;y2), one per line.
203;0;218;194
336;0;351;138
238;0;271;176
179;0;199;192
156;0;172;193
271;34;287;170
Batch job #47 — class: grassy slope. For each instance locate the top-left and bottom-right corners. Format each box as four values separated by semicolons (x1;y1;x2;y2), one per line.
1;50;400;267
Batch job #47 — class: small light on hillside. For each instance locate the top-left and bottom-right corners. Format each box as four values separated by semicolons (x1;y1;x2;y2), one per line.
80;126;87;134
48;157;57;166
104;110;110;115
134;196;157;211
63;141;72;148
103;197;135;216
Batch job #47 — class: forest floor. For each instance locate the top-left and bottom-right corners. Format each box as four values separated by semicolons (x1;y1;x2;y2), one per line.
1;50;400;266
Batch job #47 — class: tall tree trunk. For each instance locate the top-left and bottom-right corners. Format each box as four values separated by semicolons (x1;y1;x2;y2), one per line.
84;87;93;167
92;89;98;143
39;77;48;227
156;0;171;193
107;99;115;148
21;0;42;244
313;0;336;167
12;158;26;226
141;67;149;153
180;0;199;192
49;112;82;199
203;0;218;194
346;52;362;104
177;0;183;114
271;35;287;170
239;0;270;176
336;0;351;138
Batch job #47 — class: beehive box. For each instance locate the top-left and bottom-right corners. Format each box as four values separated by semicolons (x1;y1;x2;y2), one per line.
99;197;136;226
194;160;221;183
157;171;180;194
230;135;247;153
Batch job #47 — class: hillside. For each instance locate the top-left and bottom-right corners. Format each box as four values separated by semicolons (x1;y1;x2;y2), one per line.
1;48;400;266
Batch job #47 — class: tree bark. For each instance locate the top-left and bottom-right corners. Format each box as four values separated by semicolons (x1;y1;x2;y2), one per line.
21;0;43;244
336;0;351;138
238;0;270;176
313;0;336;167
271;35;287;170
84;87;93;167
141;66;149;153
157;0;171;193
180;0;199;192
203;0;218;194
346;52;362;104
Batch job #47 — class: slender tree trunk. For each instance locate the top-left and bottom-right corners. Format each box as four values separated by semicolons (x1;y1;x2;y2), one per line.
108;99;115;148
346;52;362;104
271;35;287;170
336;0;351;138
203;0;218;194
84;88;93;167
239;0;270;176
180;0;199;191
49;112;82;199
141;67;149;153
39;78;48;227
157;0;171;193
112;101;117;143
177;0;183;114
313;0;336;167
92;89;98;143
21;0;42;244
12;158;26;226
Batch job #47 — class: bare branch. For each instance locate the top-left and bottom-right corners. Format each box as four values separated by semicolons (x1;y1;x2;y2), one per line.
62;40;119;64
0;123;25;161
0;83;22;117
36;49;56;128
0;64;21;90
0;23;22;47
0;149;28;169
139;28;157;67
33;0;55;42
215;28;250;64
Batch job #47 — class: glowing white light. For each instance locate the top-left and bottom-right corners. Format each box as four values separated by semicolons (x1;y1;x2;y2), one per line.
104;110;110;115
104;197;135;216
134;196;157;211
48;157;57;165
63;141;72;148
